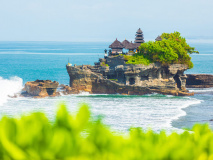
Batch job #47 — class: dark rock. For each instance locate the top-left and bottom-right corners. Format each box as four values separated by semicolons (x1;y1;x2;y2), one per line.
186;74;213;88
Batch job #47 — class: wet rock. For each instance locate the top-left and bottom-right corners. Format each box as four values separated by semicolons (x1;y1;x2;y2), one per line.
66;63;194;96
186;74;213;88
22;80;59;98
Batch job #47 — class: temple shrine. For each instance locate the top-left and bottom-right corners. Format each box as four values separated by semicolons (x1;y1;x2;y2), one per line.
109;28;145;54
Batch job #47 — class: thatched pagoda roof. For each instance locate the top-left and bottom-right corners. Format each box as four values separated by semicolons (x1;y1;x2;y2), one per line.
136;28;143;34
134;39;145;43
135;36;143;40
125;42;137;50
155;36;162;41
109;38;124;49
135;43;142;48
135;28;144;44
122;39;130;48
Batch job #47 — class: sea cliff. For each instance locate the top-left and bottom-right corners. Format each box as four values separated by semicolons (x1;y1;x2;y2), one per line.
66;58;194;96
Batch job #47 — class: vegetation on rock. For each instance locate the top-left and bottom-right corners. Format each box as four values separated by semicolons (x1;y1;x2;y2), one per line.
100;62;109;67
0;103;212;159
126;32;199;68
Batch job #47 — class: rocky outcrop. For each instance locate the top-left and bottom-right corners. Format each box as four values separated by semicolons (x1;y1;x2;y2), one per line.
22;80;59;98
186;74;213;88
66;64;194;96
59;84;79;95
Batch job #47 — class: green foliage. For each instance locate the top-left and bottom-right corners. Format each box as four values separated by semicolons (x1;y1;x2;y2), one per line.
109;79;118;81
125;54;151;65
127;32;198;68
0;104;213;159
100;62;109;67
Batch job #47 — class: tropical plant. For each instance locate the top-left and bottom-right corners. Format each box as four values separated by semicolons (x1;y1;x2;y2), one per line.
127;32;199;68
0;103;212;160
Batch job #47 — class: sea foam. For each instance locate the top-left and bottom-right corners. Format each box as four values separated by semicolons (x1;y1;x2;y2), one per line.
0;77;23;106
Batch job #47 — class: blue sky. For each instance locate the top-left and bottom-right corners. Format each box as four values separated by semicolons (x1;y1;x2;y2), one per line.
0;0;213;42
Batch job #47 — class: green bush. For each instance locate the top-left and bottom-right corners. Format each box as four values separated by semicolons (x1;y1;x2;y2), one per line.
0;103;212;160
100;62;109;67
127;32;199;69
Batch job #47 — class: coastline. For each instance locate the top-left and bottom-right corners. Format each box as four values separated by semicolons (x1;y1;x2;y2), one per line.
0;41;213;132
172;87;213;130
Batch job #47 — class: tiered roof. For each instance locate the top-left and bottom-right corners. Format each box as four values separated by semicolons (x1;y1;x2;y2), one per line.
155;36;162;41
134;28;145;44
125;41;137;50
122;39;130;48
136;28;142;34
109;38;124;49
134;43;141;48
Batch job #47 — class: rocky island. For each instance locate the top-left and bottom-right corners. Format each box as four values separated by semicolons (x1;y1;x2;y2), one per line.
21;29;213;98
21;80;59;98
66;30;199;96
66;60;193;96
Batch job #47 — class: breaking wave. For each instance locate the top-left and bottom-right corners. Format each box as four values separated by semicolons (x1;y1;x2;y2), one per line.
0;77;23;106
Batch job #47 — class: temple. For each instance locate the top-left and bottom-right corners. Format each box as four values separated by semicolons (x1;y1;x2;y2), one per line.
66;28;194;96
125;41;137;53
155;36;162;41
109;38;124;55
109;28;145;54
134;28;145;47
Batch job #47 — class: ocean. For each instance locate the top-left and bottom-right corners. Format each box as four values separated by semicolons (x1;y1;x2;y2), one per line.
0;41;212;132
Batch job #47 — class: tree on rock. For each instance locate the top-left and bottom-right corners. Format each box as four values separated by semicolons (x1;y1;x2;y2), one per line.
127;32;199;69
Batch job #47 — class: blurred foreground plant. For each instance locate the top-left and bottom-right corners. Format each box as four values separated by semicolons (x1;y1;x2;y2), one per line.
0;103;213;160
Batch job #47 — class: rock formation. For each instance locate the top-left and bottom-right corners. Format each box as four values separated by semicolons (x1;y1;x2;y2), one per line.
186;74;213;88
66;56;194;96
22;80;59;98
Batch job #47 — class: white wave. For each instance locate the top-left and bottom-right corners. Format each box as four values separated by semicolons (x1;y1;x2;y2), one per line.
170;98;202;122
188;88;213;93
0;77;23;106
0;91;203;133
78;91;90;95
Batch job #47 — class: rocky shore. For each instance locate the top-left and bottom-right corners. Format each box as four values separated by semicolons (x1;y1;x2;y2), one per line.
21;80;59;98
186;74;213;88
66;64;194;96
19;59;213;98
20;74;213;98
20;80;77;98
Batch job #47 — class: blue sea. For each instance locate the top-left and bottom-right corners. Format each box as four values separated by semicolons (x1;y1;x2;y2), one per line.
0;41;213;132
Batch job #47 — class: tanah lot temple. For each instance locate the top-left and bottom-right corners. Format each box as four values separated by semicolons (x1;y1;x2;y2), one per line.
66;27;194;96
108;28;145;55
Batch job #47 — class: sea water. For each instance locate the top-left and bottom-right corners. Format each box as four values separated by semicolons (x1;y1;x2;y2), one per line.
0;41;212;132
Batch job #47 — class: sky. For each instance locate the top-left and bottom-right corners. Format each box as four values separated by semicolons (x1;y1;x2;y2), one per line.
0;0;213;42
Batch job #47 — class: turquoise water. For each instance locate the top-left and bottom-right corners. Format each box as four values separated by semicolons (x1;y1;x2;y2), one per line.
0;41;212;132
0;42;108;84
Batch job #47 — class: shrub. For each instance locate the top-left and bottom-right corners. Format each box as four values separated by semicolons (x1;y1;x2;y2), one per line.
0;103;212;160
127;32;198;69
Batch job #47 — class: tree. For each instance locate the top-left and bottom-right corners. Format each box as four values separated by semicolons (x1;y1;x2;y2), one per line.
127;32;199;68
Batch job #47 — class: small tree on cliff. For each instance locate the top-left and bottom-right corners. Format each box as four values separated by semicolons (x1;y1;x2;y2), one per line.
126;32;199;68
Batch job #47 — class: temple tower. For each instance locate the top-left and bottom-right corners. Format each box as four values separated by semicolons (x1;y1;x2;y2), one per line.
134;28;145;48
